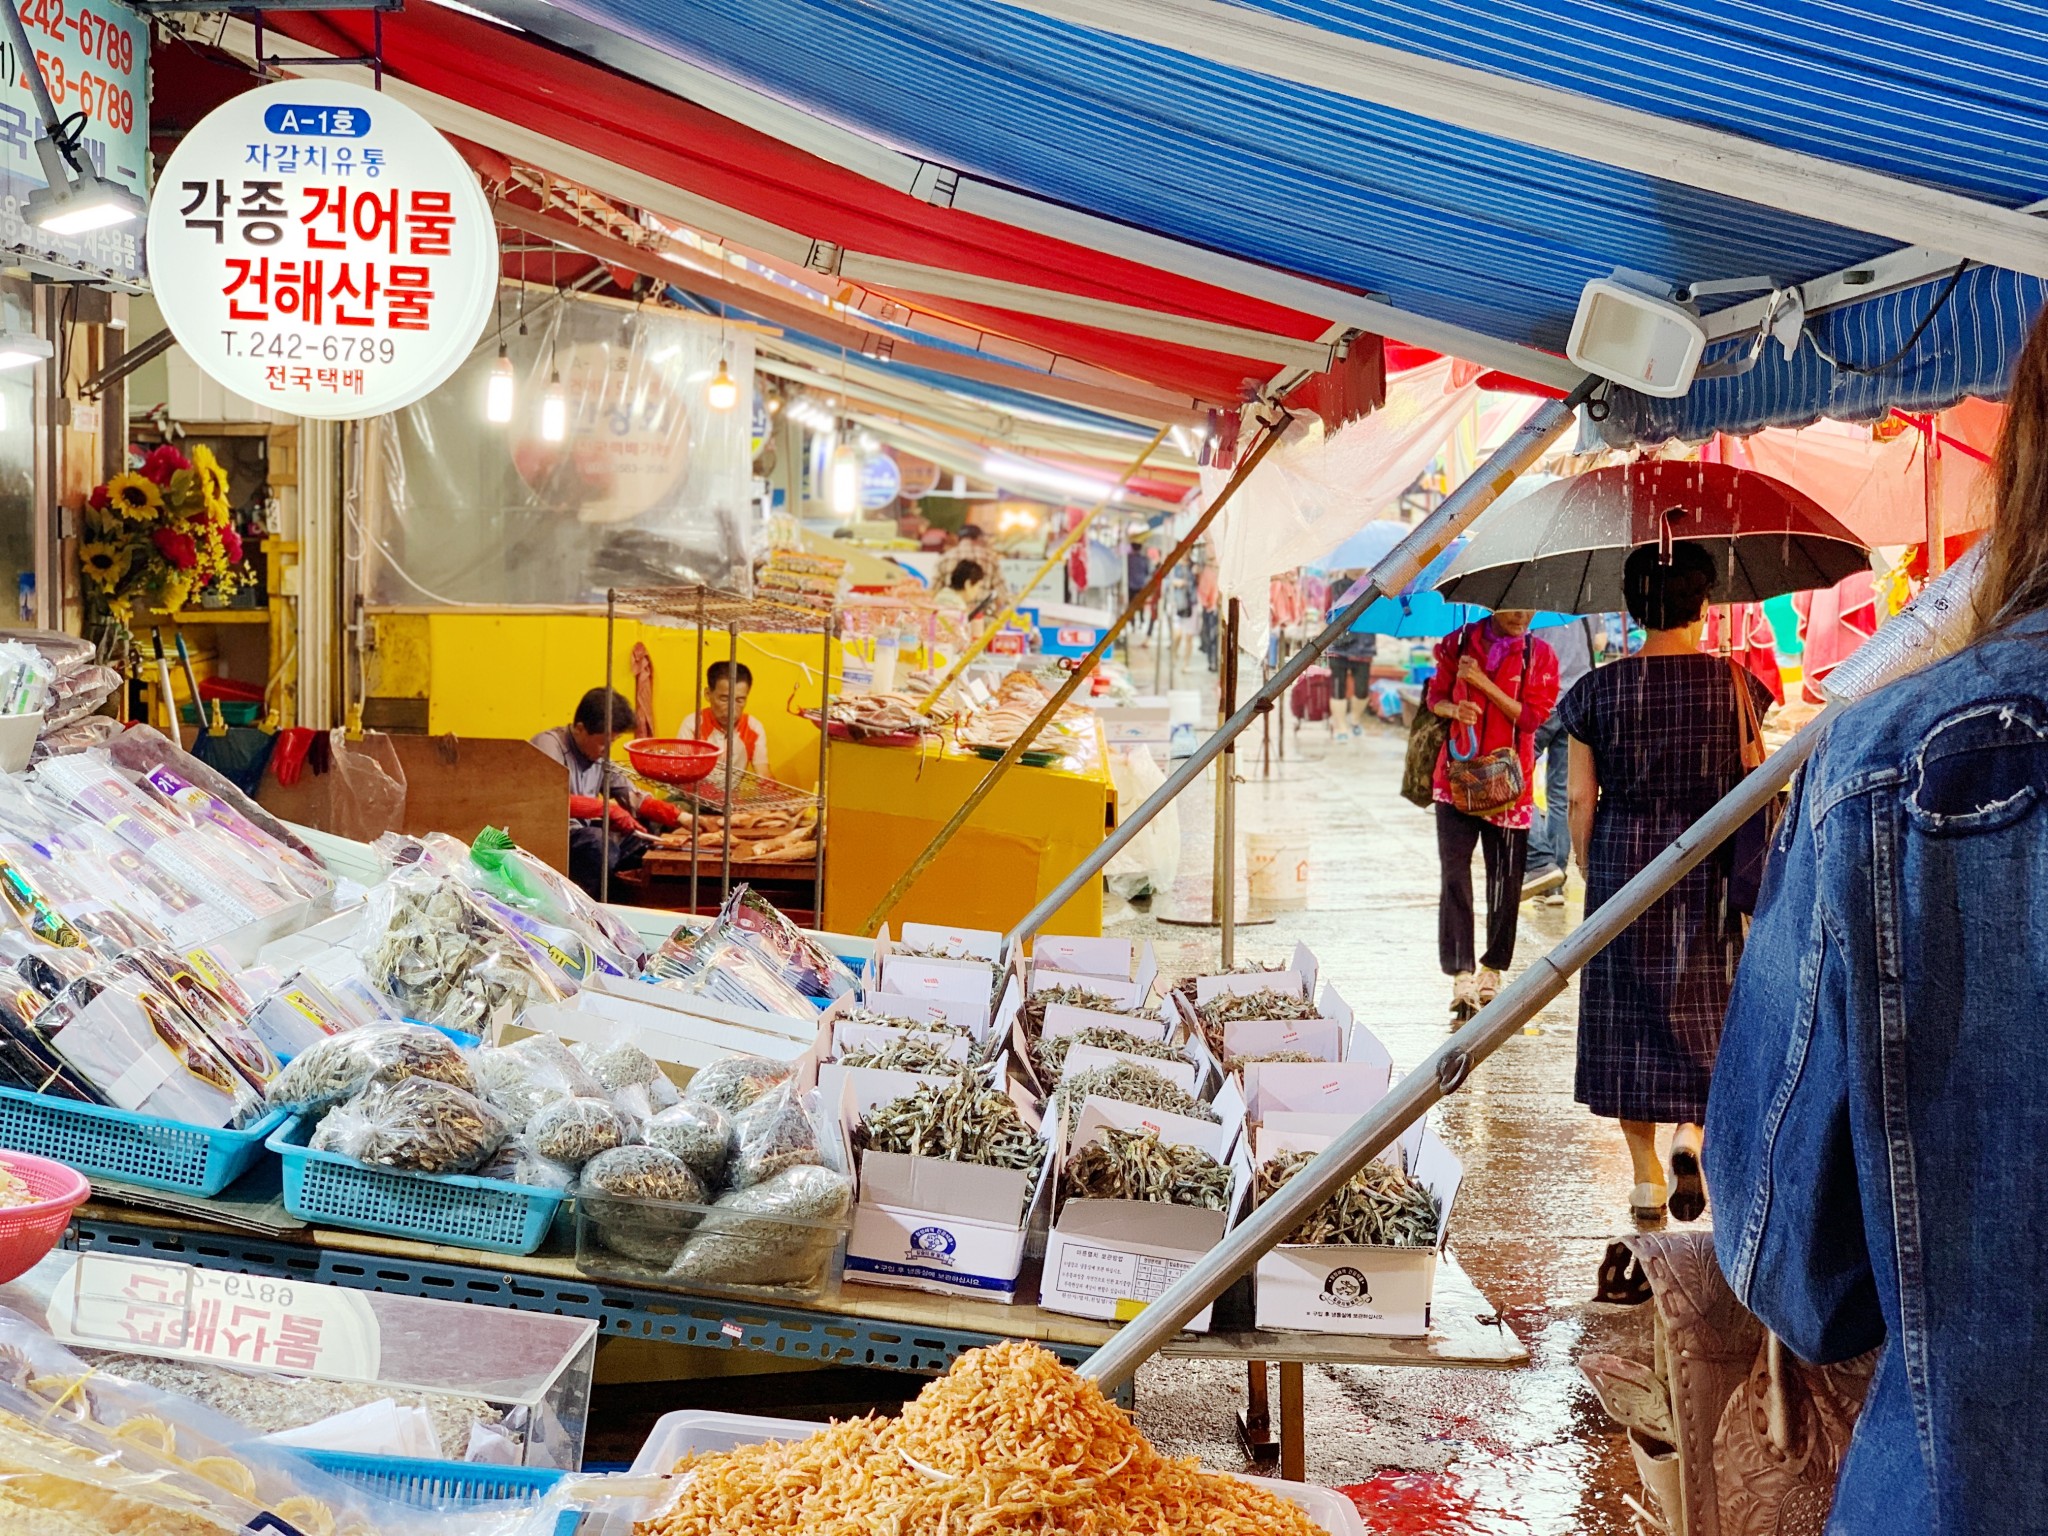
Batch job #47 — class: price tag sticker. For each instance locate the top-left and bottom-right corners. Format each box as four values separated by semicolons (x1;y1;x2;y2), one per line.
50;1253;381;1380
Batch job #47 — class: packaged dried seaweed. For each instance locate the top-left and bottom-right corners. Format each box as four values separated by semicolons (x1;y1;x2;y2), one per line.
720;885;858;1002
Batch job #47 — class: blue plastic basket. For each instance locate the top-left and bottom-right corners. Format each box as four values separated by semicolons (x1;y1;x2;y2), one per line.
291;1451;578;1534
0;1086;284;1196
269;1115;565;1255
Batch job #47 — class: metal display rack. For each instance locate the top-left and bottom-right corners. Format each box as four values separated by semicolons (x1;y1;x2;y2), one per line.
601;585;837;918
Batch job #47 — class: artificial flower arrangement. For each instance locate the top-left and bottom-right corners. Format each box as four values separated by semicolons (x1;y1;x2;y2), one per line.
78;443;249;617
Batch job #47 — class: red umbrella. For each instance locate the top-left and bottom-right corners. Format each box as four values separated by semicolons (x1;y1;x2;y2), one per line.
1434;461;1870;613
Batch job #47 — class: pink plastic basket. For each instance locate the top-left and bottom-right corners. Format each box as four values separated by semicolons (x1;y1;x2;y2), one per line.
0;1150;89;1284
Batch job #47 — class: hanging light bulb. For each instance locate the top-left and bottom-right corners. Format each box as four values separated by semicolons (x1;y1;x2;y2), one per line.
540;369;566;442
706;357;738;412
485;346;515;424
829;434;861;517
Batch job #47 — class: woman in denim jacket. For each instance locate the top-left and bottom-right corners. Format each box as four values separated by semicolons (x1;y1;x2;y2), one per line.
1706;312;2048;1534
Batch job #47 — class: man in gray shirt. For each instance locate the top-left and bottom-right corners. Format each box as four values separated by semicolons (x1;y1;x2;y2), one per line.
1523;615;1603;899
532;687;662;895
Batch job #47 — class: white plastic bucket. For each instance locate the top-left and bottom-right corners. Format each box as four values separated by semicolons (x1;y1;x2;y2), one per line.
1245;831;1310;911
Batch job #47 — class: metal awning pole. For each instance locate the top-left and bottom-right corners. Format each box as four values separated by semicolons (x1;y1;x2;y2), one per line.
1005;381;1597;949
1080;547;1986;1386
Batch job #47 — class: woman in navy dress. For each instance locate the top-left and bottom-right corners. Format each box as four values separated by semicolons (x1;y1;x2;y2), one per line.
1557;541;1772;1224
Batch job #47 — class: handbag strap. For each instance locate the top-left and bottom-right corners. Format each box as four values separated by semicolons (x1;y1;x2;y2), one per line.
1728;655;1767;770
1447;628;1537;757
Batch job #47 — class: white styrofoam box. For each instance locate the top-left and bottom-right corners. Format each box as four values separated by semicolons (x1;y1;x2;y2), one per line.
626;1412;1365;1536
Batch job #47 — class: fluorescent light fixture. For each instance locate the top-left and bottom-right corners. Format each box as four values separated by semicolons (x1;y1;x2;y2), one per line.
485;349;515;424
981;454;1118;503
26;145;142;236
540;371;567;442
830;441;861;516
0;333;52;370
706;358;739;412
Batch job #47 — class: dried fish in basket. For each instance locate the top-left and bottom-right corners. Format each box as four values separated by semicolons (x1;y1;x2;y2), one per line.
1063;1126;1231;1210
1052;1061;1217;1134
1192;986;1322;1057
1253;1147;1440;1248
1034;1024;1183;1082
856;1076;1043;1174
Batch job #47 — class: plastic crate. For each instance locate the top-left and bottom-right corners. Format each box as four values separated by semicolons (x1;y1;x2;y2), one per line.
269;1115;566;1255
0;1085;284;1196
629;1412;1367;1536
292;1451;578;1535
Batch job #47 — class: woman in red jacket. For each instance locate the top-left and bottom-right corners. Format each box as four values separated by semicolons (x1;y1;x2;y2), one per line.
1424;611;1560;1018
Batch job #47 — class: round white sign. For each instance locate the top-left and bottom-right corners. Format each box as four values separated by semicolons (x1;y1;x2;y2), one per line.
147;80;498;420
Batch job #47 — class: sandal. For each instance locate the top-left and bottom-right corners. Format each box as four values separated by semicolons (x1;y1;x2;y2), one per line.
1669;1143;1707;1223
1630;1181;1669;1224
1592;1240;1653;1306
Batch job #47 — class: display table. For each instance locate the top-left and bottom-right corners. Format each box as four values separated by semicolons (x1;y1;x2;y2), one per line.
820;733;1116;936
68;1198;1522;1476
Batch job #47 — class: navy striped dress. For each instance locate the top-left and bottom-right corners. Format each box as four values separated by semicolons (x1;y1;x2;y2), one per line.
1557;654;1774;1124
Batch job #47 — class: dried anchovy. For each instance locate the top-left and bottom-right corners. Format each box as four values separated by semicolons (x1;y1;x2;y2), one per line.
642;1099;733;1180
1224;1049;1327;1070
1253;1148;1440;1248
682;1053;792;1114
1063;1126;1230;1210
840;1008;974;1038
1019;984;1139;1039
667;1164;854;1291
310;1076;508;1174
582;1145;712;1266
1052;1062;1217;1132
1171;962;1289;1011
526;1095;631;1167
1193;986;1323;1057
1034;1025;1182;1081
857;1076;1042;1172
839;1035;967;1075
731;1089;826;1187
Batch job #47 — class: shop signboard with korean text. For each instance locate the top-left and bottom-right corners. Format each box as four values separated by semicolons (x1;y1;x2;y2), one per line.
0;0;147;283
148;79;498;418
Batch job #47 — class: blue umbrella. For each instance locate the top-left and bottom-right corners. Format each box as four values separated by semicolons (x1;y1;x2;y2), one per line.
1333;537;1574;638
1313;519;1409;574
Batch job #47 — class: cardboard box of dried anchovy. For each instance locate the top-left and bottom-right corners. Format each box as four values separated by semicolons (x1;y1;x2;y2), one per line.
1012;997;1209;1103
858;927;1001;1045
1235;1050;1463;1337
829;1063;1052;1301
1038;1083;1249;1331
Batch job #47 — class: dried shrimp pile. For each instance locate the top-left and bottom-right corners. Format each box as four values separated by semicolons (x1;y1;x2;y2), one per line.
635;1341;1334;1536
1254;1148;1441;1248
1064;1127;1231;1210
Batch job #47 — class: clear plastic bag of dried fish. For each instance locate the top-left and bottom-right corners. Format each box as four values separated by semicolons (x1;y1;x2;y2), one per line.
266;1022;476;1114
309;1076;510;1174
1051;1061;1218;1133
666;1163;853;1294
642;1099;734;1183
572;1038;680;1120
525;1095;632;1167
729;1082;828;1188
355;866;564;1038
856;1076;1044;1175
1253;1148;1441;1248
474;1136;576;1191
1063;1126;1232;1211
579;1145;712;1266
470;1034;603;1128
680;1053;792;1115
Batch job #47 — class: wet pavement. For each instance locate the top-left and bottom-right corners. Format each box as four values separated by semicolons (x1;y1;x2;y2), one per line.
1110;688;1652;1535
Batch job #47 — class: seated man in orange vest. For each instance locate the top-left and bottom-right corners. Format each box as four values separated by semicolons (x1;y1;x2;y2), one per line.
683;660;773;785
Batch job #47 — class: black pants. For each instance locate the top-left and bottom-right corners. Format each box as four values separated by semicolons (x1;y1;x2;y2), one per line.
569;822;648;899
1436;805;1528;975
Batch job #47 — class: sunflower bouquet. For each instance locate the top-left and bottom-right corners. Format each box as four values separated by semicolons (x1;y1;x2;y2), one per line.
79;443;250;618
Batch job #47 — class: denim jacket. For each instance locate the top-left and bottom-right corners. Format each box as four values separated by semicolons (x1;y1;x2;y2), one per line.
1706;610;2048;1536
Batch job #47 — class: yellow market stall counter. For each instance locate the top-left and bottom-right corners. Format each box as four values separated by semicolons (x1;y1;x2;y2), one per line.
821;724;1115;936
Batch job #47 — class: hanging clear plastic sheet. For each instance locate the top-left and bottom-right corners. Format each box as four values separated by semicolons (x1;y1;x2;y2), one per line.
364;287;761;606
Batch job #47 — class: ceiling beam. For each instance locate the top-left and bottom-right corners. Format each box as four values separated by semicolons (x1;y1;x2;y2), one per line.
998;0;2048;281
347;3;1585;388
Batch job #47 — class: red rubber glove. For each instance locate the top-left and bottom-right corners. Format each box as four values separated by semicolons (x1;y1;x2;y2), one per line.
639;797;681;829
608;801;640;837
568;794;604;821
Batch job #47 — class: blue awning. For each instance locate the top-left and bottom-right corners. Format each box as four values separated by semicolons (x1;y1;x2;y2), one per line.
478;0;2048;439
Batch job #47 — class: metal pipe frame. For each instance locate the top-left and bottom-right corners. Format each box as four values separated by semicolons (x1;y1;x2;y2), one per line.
1081;543;1989;1386
600;589;616;903
720;621;739;904
1005;381;1598;949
